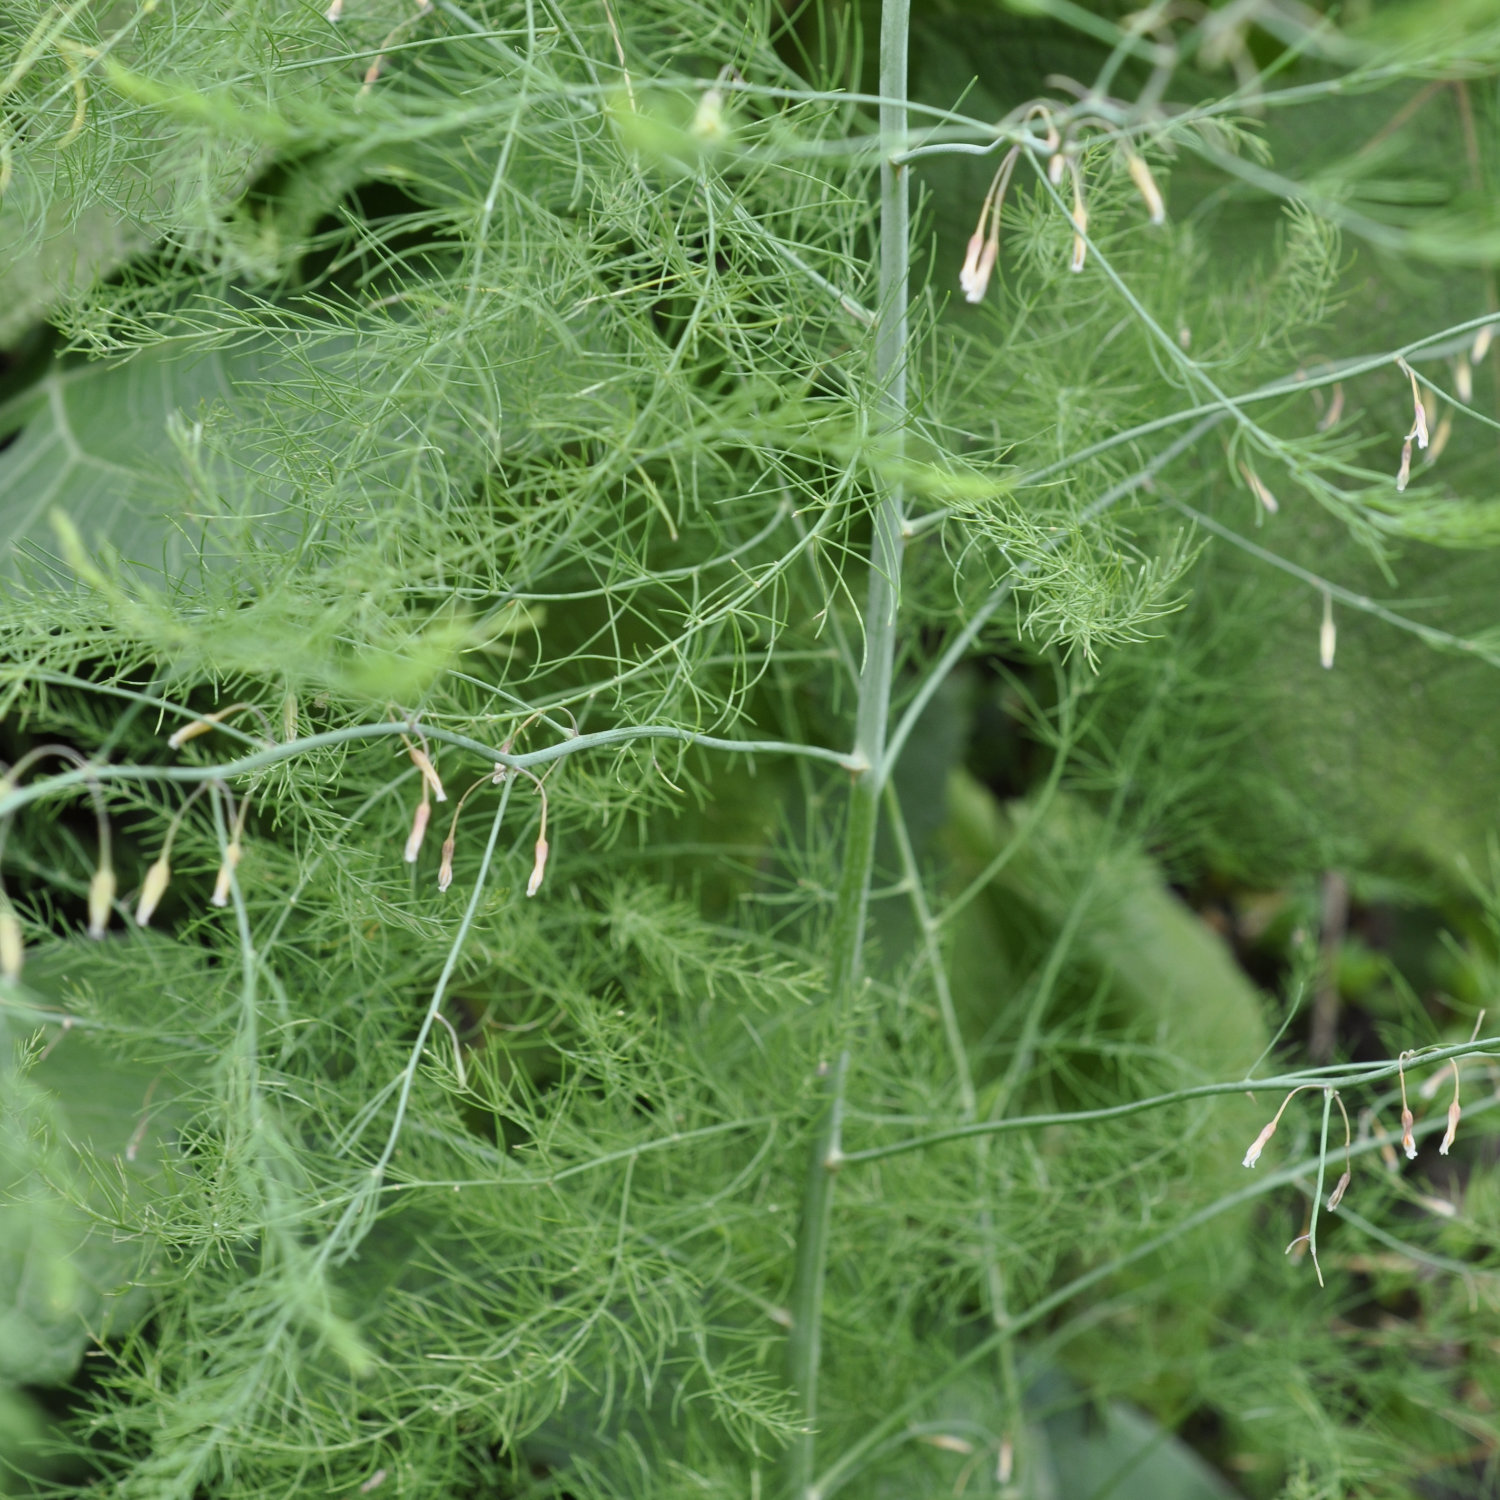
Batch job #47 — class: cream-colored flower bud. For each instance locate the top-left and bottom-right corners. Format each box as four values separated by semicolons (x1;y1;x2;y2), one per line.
1428;411;1453;462
958;229;985;301
1240;463;1278;514
135;856;172;926
1396;438;1412;493
404;799;431;864
1474;324;1493;363
526;837;550;898
211;843;242;908
1126;153;1165;224
0;909;22;981
408;749;447;802
1456;355;1473;403
963;235;999;305
1319;593;1336;670
1400;1105;1417;1160
1439;1099;1461;1156
1069;189;1088;274
438;836;455;894
87;866;116;939
1242;1119;1277;1168
167;719;216;750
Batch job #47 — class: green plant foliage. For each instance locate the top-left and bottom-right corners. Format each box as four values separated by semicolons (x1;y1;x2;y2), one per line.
3;1;1500;1498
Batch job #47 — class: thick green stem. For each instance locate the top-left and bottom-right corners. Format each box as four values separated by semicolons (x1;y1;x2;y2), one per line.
784;4;909;1495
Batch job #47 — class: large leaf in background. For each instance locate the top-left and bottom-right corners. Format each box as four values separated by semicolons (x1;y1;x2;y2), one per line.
943;770;1268;1082
0;339;286;581
1031;1368;1243;1500
0;200;156;352
0;945;188;1388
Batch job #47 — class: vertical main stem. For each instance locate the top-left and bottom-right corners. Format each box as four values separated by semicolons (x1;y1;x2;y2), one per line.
783;4;909;1497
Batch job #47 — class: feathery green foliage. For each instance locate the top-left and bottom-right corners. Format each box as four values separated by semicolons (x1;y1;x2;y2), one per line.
4;2;1500;1497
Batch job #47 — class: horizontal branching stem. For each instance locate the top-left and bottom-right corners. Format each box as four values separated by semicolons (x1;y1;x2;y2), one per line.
0;720;862;819
838;1036;1500;1166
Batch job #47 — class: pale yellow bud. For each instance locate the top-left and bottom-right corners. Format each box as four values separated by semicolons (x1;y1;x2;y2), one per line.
1068;165;1088;274
1319;594;1336;671
134;856;172;926
1242;1119;1277;1168
87;866;115;939
167;719;216;750
1240;463;1278;514
1474;324;1493;363
1439;1098;1461;1156
526;837;550;898
1429;410;1453;462
1396;437;1412;493
404;799;431;864
0;910;22;981
962;235;999;305
408;748;447;802
210;842;242;909
1456;355;1473;403
958;229;983;295
1047;153;1065;185
1126;153;1165;224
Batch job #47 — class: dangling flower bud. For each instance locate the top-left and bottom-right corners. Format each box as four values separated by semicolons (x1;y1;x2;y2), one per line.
1327;1169;1351;1211
404;799;431;864
1400;1104;1417;1160
1456;354;1473;403
1242;1118;1278;1168
526;837;550;898
959;155;1014;306
407;748;447;802
1474;324;1494;363
1319;592;1336;670
964;235;999;304
1069;166;1088;274
0;909;22;982
1429;410;1454;462
1439;1098;1461;1156
211;842;242;908
1125;153;1165;224
438;836;455;893
1397;357;1428;449
1396;438;1412;492
1239;462;1278;514
135;856;172;926
1048;152;1066;185
87;865;116;939
958;229;987;302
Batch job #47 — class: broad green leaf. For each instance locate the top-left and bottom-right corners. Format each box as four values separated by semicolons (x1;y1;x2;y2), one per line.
0;340;283;580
